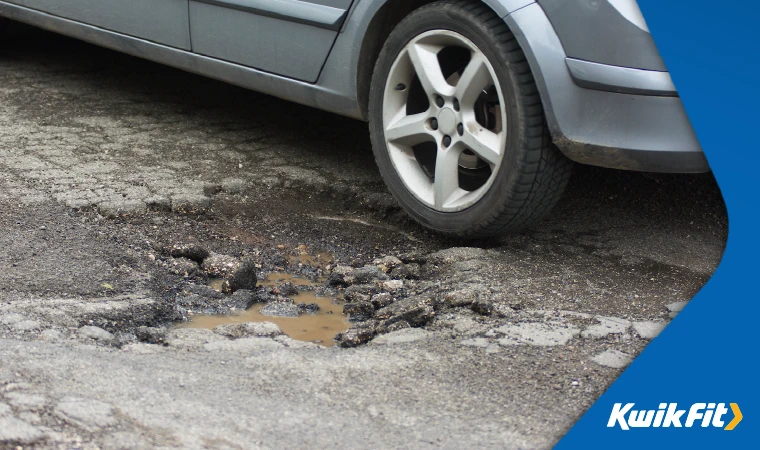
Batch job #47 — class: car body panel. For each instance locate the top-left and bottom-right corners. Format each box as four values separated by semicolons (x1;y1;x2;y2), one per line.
189;0;354;82
2;0;191;49
0;0;708;172
538;0;666;71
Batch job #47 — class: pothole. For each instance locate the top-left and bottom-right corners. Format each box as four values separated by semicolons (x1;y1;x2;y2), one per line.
177;272;349;347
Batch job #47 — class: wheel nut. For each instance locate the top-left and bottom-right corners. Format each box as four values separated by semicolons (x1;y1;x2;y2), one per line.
457;123;464;136
395;83;406;91
453;98;460;111
435;96;445;107
431;118;439;130
443;135;452;147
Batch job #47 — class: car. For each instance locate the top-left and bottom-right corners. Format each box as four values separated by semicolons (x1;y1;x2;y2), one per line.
0;0;707;237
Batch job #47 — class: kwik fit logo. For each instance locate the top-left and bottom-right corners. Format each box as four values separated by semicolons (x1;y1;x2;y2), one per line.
608;403;743;430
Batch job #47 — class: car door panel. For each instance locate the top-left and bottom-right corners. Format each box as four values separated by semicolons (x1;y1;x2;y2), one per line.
189;0;354;83
4;0;192;50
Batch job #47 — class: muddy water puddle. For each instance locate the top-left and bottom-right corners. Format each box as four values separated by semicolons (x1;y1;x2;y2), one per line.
179;273;347;347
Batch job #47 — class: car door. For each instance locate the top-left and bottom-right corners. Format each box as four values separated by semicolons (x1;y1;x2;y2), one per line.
188;0;354;83
4;0;192;50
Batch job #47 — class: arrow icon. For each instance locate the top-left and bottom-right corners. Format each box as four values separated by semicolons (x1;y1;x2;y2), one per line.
724;403;742;430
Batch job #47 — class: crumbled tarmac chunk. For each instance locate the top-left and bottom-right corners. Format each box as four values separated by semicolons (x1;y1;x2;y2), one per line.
221;178;246;194
389;264;410;279
98;200;147;218
171;194;211;214
202;253;240;279
375;296;434;327
77;326;116;343
260;301;299;318
497;322;580;347
335;327;376;348
203;183;222;197
227;259;258;293
167;244;210;263
0;417;44;444
10;319;40;332
343;302;374;321
39;329;65;341
592;350;633;369
135;326;168;345
5;392;47;410
426;247;488;266
55;398;117;431
274;282;299;296
326;272;347;287
444;288;480;308
168;257;201;277
371;328;431;345
377;320;411;334
297;302;320;314
204;338;284;353
370;292;394;310
632;321;668;339
373;256;402;272
213;322;283;339
344;284;380;302
581;316;630;339
460;338;490;348
144;196;171;210
227;289;257;309
381;279;403;293
351;265;388;284
471;299;502;317
667;301;688;313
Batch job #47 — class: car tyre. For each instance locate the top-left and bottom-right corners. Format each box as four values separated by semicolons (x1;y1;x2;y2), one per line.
369;0;573;238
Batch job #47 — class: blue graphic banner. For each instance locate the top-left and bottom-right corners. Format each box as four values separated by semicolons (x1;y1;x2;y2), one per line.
557;1;758;447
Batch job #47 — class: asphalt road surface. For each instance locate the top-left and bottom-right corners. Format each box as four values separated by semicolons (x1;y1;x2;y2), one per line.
0;28;727;449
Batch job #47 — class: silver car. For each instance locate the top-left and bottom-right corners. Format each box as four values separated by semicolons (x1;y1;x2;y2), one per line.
0;0;707;237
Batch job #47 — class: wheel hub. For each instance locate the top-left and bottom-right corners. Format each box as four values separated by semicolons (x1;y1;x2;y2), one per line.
437;108;457;135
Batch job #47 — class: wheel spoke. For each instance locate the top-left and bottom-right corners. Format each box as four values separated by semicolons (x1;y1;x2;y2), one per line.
454;54;492;107
434;146;463;209
385;111;432;146
460;127;502;166
407;43;454;98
